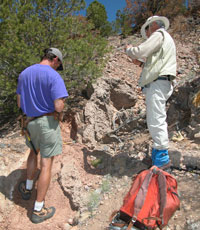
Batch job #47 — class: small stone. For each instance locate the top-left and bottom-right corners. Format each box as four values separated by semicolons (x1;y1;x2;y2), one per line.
186;219;192;225
71;227;78;230
61;223;72;230
119;167;125;175
175;225;182;230
0;143;6;149
173;214;178;220
165;226;171;230
95;188;102;194
0;215;3;223
67;218;74;225
80;211;91;222
84;185;90;191
3;157;9;166
123;175;129;181
183;204;191;211
72;216;79;226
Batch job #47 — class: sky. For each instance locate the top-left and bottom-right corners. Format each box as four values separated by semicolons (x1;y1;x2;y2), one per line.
82;0;127;22
81;1;190;22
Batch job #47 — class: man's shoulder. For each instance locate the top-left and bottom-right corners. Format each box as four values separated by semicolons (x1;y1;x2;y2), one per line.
20;64;37;73
156;28;173;38
20;64;63;82
22;64;59;75
153;29;166;37
154;29;175;43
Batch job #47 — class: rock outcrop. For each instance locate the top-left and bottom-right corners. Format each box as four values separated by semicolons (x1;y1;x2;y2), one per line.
82;77;138;147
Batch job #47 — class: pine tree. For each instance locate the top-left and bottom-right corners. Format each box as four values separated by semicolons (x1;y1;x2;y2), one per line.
115;9;132;37
0;0;109;120
86;0;112;37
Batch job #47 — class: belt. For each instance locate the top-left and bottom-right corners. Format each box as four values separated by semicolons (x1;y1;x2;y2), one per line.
25;112;58;124
35;111;63;122
155;75;171;81
142;75;171;90
36;112;55;118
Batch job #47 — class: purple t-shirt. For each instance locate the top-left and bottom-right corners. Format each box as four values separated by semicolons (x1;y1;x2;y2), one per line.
16;64;68;117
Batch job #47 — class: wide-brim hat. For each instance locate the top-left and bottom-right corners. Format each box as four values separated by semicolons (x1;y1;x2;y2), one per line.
49;47;64;71
141;16;170;39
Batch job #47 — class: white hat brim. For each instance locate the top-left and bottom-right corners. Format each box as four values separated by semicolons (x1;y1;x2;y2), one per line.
140;16;170;39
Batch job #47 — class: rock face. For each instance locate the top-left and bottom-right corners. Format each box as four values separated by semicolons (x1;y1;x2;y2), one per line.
82;77;137;147
58;157;84;210
167;75;200;141
189;78;200;138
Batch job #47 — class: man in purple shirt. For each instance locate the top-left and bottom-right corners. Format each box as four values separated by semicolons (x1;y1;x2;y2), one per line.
16;48;68;223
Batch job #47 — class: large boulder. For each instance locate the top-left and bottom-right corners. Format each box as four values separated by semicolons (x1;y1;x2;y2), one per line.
82;77;137;147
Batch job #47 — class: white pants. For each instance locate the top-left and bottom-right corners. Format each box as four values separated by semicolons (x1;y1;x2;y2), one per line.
143;80;173;150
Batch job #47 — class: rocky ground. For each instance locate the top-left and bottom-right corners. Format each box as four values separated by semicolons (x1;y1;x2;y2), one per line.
0;14;200;230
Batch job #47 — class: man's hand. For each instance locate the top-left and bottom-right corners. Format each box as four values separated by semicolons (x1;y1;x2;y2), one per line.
125;44;144;67
132;59;143;66
54;98;65;113
125;44;133;52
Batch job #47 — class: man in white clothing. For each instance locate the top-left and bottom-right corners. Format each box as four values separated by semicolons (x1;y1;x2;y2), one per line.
125;16;176;170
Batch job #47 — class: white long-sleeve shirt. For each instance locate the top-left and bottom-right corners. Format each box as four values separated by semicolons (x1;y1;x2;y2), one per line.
126;30;164;62
126;28;176;87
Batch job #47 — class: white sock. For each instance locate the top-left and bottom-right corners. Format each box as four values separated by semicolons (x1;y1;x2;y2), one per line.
34;201;44;211
26;179;33;190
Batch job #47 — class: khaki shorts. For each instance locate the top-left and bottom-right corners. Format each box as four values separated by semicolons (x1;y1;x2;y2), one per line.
26;116;62;158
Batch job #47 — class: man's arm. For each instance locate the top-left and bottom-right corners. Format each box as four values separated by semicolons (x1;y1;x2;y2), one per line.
125;31;164;60
17;94;21;108
54;98;66;112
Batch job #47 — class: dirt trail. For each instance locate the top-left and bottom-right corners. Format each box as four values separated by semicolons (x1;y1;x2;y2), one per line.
0;124;200;230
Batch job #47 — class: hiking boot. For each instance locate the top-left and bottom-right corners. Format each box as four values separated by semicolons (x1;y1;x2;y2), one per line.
31;206;56;224
18;181;32;200
152;149;170;167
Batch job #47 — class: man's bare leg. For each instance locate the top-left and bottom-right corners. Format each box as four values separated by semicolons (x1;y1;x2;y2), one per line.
31;156;56;224
36;156;54;202
27;149;38;180
18;149;39;199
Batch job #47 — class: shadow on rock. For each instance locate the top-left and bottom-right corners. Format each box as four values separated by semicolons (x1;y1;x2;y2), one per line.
83;147;200;177
0;168;40;220
82;147;149;178
169;149;200;171
169;150;182;168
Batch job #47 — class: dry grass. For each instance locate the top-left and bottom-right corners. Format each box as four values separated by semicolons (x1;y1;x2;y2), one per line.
171;15;190;38
193;91;200;107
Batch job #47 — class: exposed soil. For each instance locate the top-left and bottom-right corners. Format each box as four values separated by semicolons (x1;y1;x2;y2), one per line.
0;121;200;230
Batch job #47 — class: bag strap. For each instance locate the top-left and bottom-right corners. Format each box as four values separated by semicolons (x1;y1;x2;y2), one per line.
157;169;167;228
127;169;154;230
134;170;154;217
